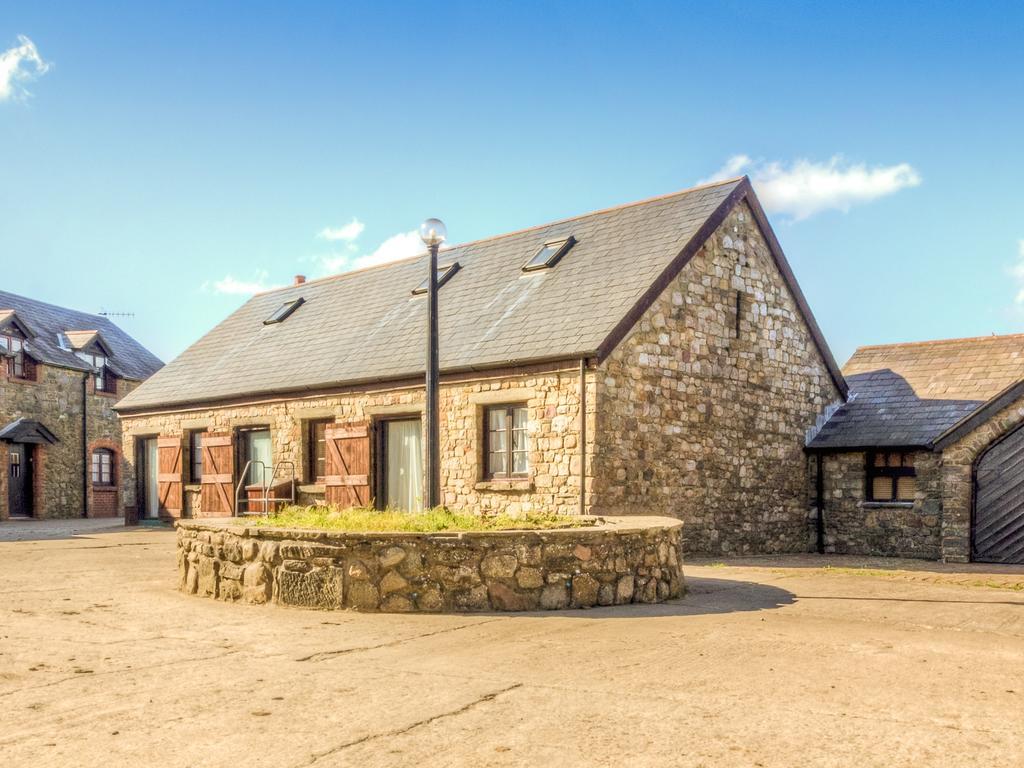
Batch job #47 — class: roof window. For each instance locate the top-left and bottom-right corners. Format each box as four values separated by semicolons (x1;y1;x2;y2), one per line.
412;262;461;296
264;297;305;325
523;236;576;272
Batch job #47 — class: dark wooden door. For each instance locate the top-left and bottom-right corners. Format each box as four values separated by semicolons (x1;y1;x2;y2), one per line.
7;443;33;517
974;424;1024;563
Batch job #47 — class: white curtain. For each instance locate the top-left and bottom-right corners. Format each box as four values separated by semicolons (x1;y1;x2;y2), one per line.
387;420;423;511
248;430;273;486
145;438;160;518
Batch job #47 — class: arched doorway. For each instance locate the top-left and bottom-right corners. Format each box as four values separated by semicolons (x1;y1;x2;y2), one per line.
973;422;1024;563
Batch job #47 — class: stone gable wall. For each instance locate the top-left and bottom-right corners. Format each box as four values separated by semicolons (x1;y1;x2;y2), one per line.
815;450;943;559
939;394;1024;562
591;200;841;554
0;362;139;519
120;368;592;519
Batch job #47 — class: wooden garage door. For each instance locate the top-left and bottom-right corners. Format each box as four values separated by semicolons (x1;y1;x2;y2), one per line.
324;422;370;508
200;433;234;516
156;436;183;515
974;424;1024;563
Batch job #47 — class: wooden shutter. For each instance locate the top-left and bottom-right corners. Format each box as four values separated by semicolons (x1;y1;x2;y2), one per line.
156;436;183;515
200;433;234;515
324;422;370;508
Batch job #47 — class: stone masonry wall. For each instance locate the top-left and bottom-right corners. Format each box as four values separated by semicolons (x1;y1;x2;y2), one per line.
592;201;841;554
121;368;592;519
815;451;943;559
0;362;138;519
940;393;1024;562
176;516;683;612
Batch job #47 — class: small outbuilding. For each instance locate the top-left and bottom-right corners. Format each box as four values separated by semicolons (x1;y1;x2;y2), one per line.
808;334;1024;563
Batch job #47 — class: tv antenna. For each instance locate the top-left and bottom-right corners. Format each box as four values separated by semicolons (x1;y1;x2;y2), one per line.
98;309;135;319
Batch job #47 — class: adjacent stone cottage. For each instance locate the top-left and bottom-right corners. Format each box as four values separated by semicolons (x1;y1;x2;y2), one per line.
808;334;1024;563
0;291;162;519
115;177;847;554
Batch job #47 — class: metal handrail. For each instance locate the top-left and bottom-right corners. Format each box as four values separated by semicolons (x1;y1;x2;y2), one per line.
233;459;296;517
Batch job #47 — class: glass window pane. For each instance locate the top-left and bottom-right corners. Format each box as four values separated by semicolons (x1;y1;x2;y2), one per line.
488;408;508;432
489;451;507;476
896;476;916;501
386;419;423;511
246;430;272;486
871;477;893;501
512;451;528;475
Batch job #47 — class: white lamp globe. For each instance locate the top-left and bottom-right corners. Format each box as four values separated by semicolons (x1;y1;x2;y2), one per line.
419;218;447;247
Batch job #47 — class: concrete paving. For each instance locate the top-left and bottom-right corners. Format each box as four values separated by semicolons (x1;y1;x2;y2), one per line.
1;525;1023;767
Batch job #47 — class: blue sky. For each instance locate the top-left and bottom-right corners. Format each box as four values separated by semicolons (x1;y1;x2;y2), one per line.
2;1;1023;365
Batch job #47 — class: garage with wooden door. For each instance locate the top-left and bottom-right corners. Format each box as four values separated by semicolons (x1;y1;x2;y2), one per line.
973;423;1024;564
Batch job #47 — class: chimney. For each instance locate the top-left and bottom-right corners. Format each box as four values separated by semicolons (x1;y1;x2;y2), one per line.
294;275;306;286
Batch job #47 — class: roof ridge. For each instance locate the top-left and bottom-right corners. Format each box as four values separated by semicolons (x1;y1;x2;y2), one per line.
252;176;747;297
0;288;111;325
854;332;1024;353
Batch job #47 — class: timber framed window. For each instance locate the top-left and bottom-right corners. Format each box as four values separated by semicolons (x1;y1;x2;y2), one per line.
76;350;109;392
867;451;916;502
92;449;115;486
187;429;205;483
1;333;33;380
483;404;529;479
307;419;331;483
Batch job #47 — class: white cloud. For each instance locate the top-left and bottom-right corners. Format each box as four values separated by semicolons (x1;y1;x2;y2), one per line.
701;154;921;220
1010;240;1024;305
320;229;424;274
0;35;50;101
317;218;365;242
202;270;281;296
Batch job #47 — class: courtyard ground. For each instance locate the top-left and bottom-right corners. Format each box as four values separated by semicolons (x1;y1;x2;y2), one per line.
1;524;1023;768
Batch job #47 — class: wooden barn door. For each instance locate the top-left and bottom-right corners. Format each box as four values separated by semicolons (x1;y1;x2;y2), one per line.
156;436;184;516
200;433;234;516
974;423;1024;563
324;423;370;508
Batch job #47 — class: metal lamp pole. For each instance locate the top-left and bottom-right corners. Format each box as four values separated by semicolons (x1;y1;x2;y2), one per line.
419;218;447;509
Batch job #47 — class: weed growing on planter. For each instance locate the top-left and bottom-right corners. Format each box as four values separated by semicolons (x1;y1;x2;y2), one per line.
243;505;595;533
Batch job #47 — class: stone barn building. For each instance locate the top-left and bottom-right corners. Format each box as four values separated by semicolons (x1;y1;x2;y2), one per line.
0;291;162;520
115;177;848;554
809;334;1024;564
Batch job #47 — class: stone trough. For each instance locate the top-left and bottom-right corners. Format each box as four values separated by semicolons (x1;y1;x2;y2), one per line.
176;516;684;612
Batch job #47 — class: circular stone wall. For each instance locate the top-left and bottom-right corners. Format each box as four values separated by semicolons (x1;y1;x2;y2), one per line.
175;516;683;612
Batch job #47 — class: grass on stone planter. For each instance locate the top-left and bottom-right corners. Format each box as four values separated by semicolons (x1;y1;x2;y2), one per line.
243;505;594;533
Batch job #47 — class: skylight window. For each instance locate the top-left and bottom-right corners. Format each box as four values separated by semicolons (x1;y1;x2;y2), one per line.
264;297;305;325
523;236;576;272
412;262;461;295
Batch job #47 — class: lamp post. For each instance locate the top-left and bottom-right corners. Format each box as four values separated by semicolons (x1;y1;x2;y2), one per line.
419;217;447;510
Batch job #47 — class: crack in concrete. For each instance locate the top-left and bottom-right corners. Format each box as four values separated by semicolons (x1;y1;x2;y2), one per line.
297;682;523;766
294;618;504;662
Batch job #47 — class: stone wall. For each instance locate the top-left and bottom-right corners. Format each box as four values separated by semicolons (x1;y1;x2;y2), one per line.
940;394;1024;562
592;201;841;554
175;516;683;612
121;367;592;519
815;451;943;559
0;362;139;519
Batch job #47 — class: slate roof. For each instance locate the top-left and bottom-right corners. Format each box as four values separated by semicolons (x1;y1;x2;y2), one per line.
117;177;844;412
809;334;1024;449
0;290;163;382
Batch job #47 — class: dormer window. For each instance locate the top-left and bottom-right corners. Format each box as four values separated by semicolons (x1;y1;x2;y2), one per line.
0;333;29;379
264;297;305;325
523;236;576;272
412;262;461;295
76;350;109;392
